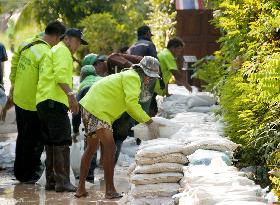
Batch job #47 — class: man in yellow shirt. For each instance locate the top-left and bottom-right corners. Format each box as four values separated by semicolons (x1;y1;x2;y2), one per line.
154;37;192;96
36;28;88;192
9;21;66;183
75;56;162;199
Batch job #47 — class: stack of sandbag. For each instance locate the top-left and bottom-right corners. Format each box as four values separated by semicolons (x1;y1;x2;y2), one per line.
176;158;267;204
119;138;188;205
158;84;216;118
131;117;184;141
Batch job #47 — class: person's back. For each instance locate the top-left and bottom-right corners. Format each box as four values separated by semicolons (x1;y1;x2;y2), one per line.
127;25;157;58
11;36;50;111
80;69;150;125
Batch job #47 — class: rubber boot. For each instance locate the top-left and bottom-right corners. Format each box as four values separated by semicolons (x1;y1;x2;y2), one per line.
45;146;55;190
53;146;76;192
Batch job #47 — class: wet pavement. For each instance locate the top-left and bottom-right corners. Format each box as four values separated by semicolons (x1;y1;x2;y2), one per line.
0;166;130;204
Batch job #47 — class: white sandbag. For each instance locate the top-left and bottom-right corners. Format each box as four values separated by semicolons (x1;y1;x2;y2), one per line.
70;142;82;176
188;149;232;166
128;163;137;175
187;93;215;108
182;138;238;156
133;163;184;174
130;172;183;185
132;117;184;141
178;185;265;205
215;202;267;205
136;153;188;165
136;144;184;158
172;112;209;124
0;140;16;168
118;194;175;205
188;106;213;113
36;167;76;187
131;183;180;198
139;138;183;150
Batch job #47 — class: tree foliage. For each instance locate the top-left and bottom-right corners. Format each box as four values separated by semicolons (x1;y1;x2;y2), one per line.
146;0;177;50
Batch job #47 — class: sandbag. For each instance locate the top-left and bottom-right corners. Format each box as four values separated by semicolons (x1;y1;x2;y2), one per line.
118;194;175;205
132;117;184;141
136;153;188;165
182;138;238;156
139;138;182;150
178;186;265;205
133;163;184;174
215;202;267;205
136;144;184;158
70;142;83;176
188;149;232;166
131;183;180;198
130;172;183;185
186;94;215;108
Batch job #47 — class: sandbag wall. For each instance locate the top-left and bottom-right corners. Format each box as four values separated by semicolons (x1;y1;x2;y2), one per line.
120;138;187;205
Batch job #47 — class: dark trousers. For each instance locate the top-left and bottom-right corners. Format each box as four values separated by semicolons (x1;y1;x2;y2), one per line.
14;105;44;182
37;100;72;146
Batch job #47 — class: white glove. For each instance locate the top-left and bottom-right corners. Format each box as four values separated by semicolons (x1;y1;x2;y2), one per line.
147;121;165;139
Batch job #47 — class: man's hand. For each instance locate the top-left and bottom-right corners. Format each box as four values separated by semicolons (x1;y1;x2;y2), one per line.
68;95;79;114
146;120;166;139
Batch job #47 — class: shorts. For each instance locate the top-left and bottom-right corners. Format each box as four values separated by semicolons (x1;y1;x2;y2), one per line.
82;108;112;138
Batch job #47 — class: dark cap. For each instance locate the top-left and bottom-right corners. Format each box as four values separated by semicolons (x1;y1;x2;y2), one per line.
96;55;108;62
61;28;88;45
137;25;153;37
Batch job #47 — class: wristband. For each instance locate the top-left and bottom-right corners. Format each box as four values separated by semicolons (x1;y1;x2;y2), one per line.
67;91;75;96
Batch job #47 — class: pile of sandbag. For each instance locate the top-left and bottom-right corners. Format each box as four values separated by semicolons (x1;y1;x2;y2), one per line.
176;158;267;205
158;85;216;118
119;138;188;205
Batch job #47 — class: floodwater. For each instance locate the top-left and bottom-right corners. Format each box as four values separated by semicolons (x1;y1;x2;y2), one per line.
0;165;130;204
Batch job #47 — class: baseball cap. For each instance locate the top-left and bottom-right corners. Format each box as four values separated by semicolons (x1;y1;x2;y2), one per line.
137;56;160;78
137;25;153;37
95;55;108;63
61;28;88;45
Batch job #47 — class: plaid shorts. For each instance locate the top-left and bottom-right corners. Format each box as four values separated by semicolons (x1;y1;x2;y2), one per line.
82;108;112;138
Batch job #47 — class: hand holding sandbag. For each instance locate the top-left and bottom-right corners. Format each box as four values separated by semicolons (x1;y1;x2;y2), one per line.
147;121;165;139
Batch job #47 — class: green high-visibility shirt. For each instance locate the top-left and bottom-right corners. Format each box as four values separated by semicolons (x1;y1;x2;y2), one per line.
154;48;178;96
10;35;50;111
80;69;151;125
36;41;73;107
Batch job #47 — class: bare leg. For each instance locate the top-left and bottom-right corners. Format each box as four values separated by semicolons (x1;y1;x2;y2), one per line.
75;136;99;197
99;143;104;168
96;128;121;199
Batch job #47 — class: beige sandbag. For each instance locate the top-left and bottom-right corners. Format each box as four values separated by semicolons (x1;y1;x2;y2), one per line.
131;183;180;198
136;153;188;165
136;144;184;158
130;172;183;185
182;138;238;156
133;163;183;174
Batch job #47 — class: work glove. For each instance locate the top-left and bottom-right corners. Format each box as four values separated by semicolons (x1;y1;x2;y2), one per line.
147;121;165;139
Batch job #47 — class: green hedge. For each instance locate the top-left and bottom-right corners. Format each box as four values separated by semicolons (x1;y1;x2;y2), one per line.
194;0;280;194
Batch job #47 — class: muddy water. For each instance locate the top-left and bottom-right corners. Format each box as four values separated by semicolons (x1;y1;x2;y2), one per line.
0;167;130;204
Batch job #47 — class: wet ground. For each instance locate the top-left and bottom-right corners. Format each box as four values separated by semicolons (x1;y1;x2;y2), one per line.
0;164;130;204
